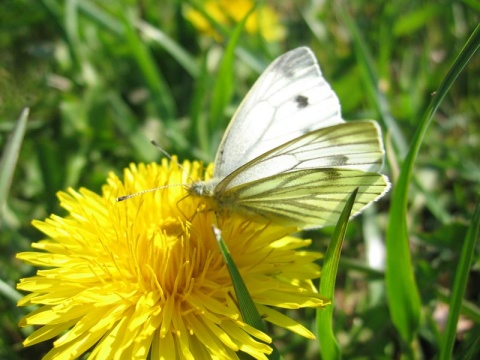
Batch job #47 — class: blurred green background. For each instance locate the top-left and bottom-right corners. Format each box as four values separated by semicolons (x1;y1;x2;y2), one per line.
1;0;479;359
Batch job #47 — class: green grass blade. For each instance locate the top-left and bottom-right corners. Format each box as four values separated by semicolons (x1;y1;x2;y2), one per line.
393;4;444;36
136;21;199;78
439;198;480;360
76;1;199;77
39;0;80;68
190;56;210;158
0;108;29;224
76;0;124;35
121;10;176;124
338;6;408;157
212;227;280;360
76;0;200;86
386;24;480;344
208;46;234;142
209;7;255;133
317;188;358;360
64;0;80;49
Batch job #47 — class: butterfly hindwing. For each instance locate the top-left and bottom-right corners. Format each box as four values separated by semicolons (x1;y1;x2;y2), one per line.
216;168;389;229
217;120;386;192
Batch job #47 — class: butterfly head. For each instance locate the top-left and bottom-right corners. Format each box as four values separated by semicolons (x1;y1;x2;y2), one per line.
187;180;217;198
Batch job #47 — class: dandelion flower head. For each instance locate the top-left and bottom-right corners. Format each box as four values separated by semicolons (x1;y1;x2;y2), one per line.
17;157;326;359
184;0;286;42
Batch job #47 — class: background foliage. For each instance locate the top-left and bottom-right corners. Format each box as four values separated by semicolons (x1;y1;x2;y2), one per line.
1;0;479;359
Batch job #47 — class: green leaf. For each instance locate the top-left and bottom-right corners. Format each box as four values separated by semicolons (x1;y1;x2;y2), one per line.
317;188;358;360
0;108;29;226
439;197;480;360
385;24;480;344
393;4;444;36
212;226;280;360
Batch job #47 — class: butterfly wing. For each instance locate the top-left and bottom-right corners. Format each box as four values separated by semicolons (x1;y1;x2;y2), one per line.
218;120;386;191
216;168;389;229
213;120;390;229
214;47;343;179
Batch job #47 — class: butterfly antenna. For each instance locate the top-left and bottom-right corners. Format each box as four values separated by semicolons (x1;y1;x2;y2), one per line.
117;187;162;202
117;141;198;202
117;183;187;202
151;140;172;160
151;140;188;174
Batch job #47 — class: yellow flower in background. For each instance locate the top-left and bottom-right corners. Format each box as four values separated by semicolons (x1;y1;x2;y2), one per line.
17;158;326;359
185;0;286;42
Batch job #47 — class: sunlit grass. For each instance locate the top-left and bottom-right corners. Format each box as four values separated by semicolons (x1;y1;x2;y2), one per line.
1;0;479;359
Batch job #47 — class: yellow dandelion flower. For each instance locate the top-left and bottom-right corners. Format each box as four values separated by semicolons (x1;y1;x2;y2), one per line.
184;0;286;42
17;158;327;359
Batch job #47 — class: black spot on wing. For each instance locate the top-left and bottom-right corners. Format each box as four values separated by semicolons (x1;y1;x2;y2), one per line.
330;155;349;167
295;95;309;108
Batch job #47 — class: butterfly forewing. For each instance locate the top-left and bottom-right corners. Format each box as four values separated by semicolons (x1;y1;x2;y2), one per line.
214;47;343;179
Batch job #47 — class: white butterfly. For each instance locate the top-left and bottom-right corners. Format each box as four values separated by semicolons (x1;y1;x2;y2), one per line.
193;47;390;229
